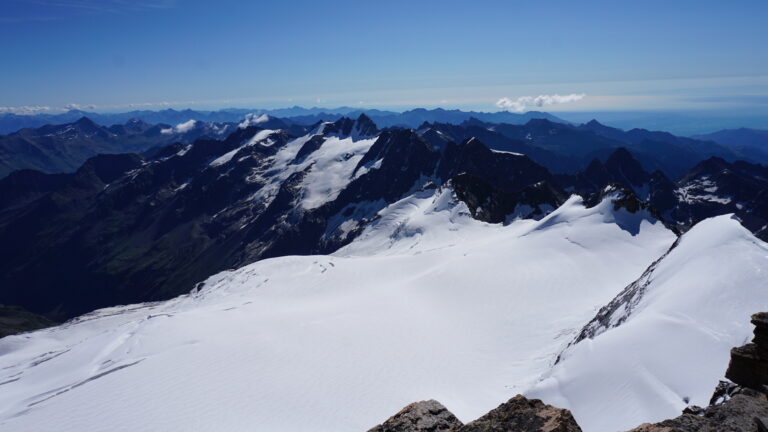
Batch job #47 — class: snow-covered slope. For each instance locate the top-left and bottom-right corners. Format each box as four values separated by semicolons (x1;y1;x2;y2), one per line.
526;214;768;432
0;191;675;432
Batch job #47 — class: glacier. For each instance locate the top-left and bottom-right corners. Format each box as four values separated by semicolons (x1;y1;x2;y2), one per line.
0;189;765;431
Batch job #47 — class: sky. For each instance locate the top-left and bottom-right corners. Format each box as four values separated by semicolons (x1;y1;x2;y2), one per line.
1;0;768;114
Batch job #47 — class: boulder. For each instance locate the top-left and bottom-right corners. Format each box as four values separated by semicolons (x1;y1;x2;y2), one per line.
367;400;463;432
726;312;768;390
456;395;582;432
628;387;768;432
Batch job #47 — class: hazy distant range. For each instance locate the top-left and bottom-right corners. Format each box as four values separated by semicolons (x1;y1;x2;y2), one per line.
3;106;768;135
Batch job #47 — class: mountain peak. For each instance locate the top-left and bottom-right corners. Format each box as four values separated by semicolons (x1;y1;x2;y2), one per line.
74;116;98;128
605;147;649;187
354;113;379;137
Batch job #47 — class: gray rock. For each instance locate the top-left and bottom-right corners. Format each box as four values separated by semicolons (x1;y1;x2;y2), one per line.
456;395;582;432
628;387;768;432
726;312;768;390
367;400;463;432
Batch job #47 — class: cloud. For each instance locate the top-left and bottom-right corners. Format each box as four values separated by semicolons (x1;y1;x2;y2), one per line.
161;119;197;135
65;103;96;111
238;113;269;129
0;106;52;115
496;93;586;113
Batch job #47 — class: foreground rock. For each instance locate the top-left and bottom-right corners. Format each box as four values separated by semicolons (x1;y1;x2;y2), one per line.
368;396;581;432
726;312;768;390
367;400;462;432
457;395;581;432
628;386;768;432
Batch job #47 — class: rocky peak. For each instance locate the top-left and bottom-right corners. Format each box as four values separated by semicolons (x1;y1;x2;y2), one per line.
369;395;582;432
354;113;379;137
437;137;552;194
451;173;563;223
582;158;611;185
681;157;731;181
458;395;582;432
604;147;650;187
73;116;100;130
647;170;678;215
367;400;462;432
585;119;602;127
321;114;379;138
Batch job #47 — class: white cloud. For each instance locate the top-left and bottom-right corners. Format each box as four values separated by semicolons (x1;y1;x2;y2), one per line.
65;103;96;111
238;113;269;129
161;119;197;134
174;119;197;133
0;106;52;115
496;93;586;113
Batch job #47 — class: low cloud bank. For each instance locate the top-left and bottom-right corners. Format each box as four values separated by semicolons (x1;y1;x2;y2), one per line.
496;93;586;112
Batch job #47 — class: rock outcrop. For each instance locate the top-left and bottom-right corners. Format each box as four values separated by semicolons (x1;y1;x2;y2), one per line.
368;396;581;432
726;312;768;390
367;400;462;432
627;386;768;432
456;395;581;432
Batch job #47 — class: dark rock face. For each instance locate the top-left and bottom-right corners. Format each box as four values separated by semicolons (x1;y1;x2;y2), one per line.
451;174;564;223
0;305;57;338
726;312;768;390
367;400;463;432
457;395;582;432
628;387;768;432
321;114;379;138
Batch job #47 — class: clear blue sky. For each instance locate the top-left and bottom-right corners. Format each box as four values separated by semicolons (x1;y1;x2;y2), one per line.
2;0;768;114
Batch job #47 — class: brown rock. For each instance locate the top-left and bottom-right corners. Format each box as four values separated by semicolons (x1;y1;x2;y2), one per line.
727;343;768;390
456;395;582;432
367;400;463;432
726;312;768;390
628;387;768;432
753;312;768;358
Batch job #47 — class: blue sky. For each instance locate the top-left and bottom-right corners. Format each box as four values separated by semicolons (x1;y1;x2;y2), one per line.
2;0;768;114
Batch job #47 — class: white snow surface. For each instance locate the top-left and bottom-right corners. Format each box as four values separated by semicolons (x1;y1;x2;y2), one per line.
0;191;679;432
246;132;378;210
527;214;768;432
209;129;277;167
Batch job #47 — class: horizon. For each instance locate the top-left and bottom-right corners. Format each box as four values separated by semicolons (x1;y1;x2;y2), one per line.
2;0;768;115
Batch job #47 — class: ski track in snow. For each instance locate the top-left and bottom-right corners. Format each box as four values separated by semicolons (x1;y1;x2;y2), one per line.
2;190;765;432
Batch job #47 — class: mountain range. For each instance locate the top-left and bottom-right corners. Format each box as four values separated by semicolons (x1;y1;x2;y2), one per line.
5;110;768;183
0;107;564;135
0;111;766;431
1;113;766;322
